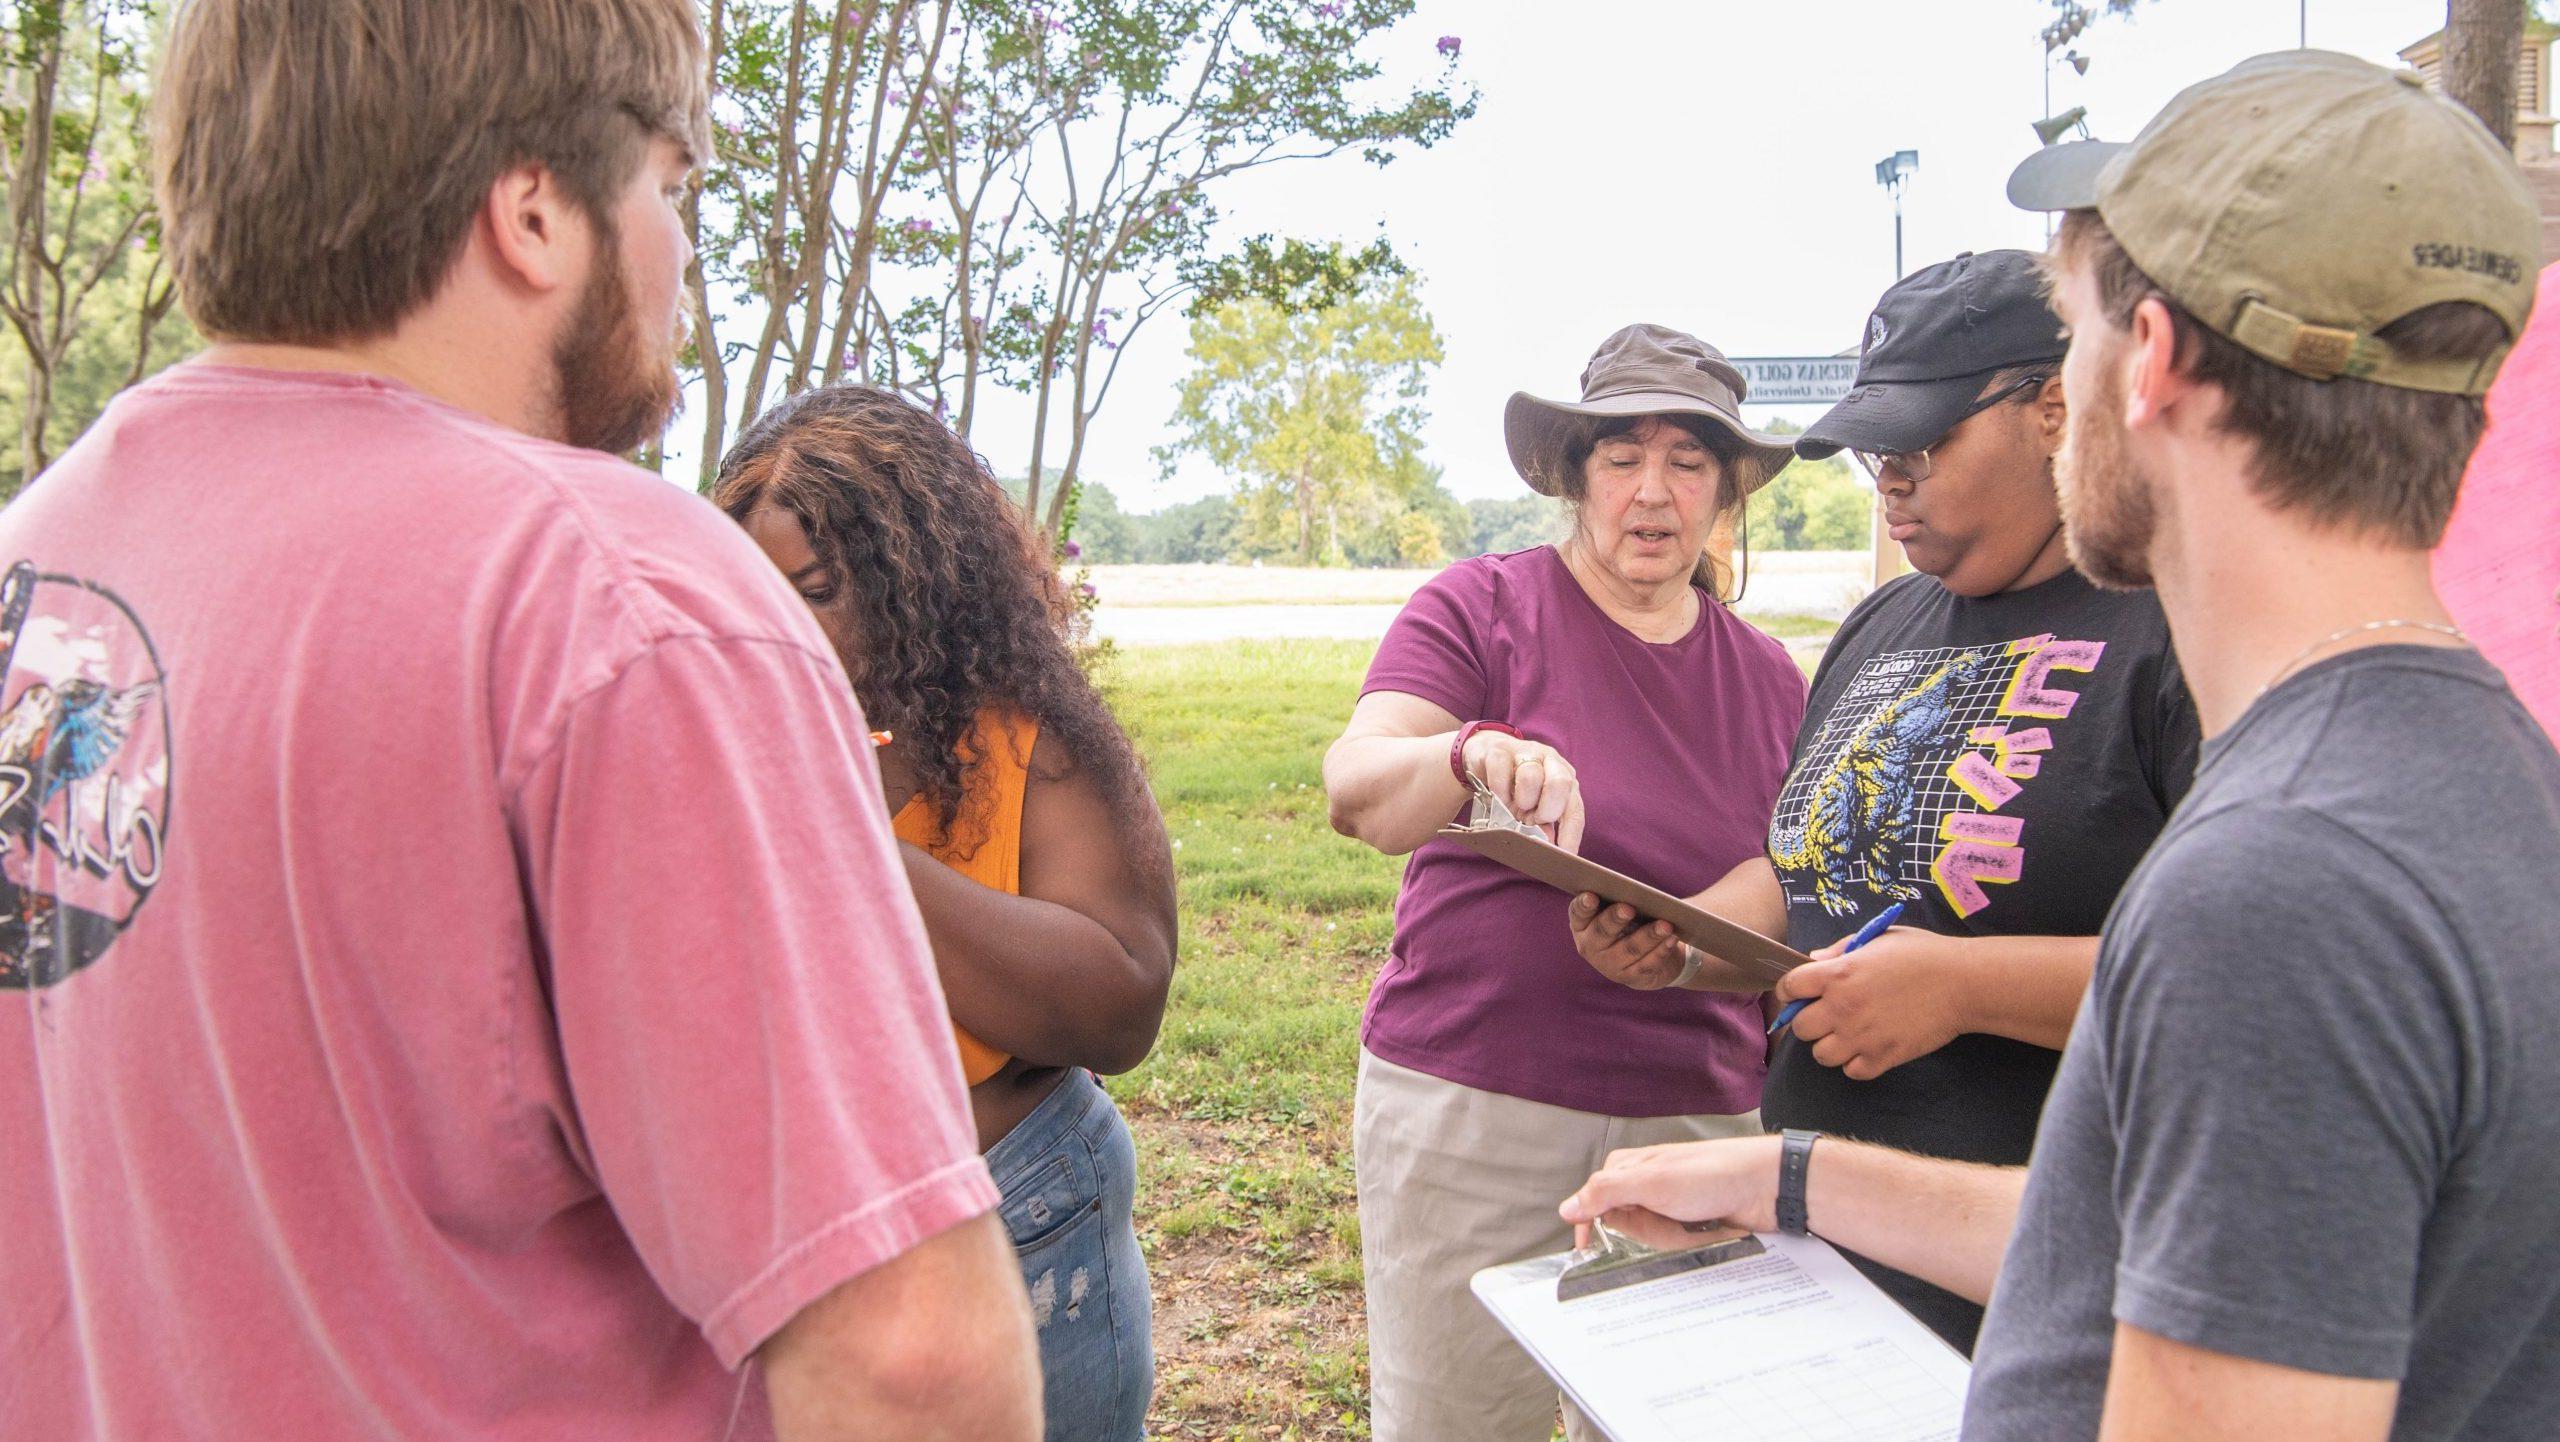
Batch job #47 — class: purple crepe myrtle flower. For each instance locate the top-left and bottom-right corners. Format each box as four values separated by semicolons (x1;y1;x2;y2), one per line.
1317;1;1343;15
1436;34;1461;58
1062;540;1082;559
901;217;935;236
1078;581;1097;598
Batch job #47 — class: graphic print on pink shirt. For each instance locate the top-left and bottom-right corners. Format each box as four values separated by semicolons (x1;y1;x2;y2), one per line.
0;560;171;990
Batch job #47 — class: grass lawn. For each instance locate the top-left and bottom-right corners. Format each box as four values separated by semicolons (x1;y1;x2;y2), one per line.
1102;629;1820;1439
1102;639;1388;1440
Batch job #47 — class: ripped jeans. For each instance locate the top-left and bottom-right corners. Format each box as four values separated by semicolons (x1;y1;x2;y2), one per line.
986;1068;1153;1441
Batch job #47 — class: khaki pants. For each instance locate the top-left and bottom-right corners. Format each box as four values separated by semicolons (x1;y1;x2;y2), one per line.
1354;1048;1760;1442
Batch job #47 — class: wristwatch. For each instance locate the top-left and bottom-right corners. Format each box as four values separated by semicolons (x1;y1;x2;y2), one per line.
1777;1129;1821;1236
1449;720;1525;785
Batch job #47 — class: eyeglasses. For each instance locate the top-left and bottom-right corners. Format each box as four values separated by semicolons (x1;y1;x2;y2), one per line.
1850;373;2050;483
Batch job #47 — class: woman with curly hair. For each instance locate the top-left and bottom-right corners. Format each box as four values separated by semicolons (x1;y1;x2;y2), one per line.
714;384;1175;1442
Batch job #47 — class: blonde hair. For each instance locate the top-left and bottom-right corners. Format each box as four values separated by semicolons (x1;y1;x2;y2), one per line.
154;0;711;343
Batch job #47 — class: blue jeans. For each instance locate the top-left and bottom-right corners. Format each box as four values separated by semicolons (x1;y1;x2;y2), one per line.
986;1068;1153;1442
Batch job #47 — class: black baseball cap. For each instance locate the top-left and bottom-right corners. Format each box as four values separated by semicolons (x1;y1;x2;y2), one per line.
1796;250;2067;461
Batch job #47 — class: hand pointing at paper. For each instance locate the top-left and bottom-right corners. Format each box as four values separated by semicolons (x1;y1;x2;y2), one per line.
1559;1136;1786;1250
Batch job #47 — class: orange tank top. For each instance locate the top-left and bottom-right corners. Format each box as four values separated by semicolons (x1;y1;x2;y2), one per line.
892;708;1039;1086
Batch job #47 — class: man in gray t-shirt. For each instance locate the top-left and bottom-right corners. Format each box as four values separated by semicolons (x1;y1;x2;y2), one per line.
1563;51;2555;1440
1965;644;2560;1437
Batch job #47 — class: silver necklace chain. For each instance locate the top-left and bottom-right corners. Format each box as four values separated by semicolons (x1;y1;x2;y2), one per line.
2255;619;2471;701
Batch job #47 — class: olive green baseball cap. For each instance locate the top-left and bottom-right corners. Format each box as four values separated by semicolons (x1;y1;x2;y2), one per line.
2007;49;2540;396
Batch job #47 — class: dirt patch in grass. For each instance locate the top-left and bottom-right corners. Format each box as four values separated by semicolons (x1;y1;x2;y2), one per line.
1131;1108;1371;1440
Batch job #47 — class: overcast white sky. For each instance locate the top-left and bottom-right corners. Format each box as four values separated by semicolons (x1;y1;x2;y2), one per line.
670;0;2454;508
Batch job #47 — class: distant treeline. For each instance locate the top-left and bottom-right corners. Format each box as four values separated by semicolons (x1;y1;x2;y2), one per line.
1057;445;1871;567
1066;484;1568;566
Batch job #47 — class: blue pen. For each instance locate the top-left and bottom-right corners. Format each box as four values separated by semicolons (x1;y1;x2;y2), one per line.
1768;901;1904;1037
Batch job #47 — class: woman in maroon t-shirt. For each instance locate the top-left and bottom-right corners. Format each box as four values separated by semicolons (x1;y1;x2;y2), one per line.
1323;324;1808;1442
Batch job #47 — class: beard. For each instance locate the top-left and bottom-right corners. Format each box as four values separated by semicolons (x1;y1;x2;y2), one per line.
551;224;681;456
2055;362;2159;591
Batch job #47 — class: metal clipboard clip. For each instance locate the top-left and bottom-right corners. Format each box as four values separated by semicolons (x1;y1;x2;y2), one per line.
1464;776;1550;842
1556;1219;1768;1301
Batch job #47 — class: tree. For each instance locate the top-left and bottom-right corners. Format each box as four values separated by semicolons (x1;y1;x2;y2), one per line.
683;0;958;478
1063;477;1135;560
2444;0;2528;148
688;0;1477;551
1466;494;1564;556
1157;267;1442;566
1;0;188;491
2040;1;2533;153
1741;418;1868;552
1745;455;1869;552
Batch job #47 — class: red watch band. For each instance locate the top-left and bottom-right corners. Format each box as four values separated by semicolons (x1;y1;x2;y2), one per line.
1450;720;1525;786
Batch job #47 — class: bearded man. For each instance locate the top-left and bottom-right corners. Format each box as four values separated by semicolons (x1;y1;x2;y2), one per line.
1567;50;2559;1442
0;4;1039;1439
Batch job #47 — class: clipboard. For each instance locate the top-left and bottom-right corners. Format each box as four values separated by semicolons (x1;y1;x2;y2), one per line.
1472;1230;1971;1442
1439;785;1810;982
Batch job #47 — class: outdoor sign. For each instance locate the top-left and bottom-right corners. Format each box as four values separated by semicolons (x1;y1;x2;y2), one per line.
1732;357;1859;406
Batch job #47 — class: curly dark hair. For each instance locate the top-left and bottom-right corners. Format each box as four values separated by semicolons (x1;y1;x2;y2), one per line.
713;384;1165;879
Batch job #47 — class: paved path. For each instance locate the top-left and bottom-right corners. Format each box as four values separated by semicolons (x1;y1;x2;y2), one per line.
1091;555;1870;648
1092;604;1409;647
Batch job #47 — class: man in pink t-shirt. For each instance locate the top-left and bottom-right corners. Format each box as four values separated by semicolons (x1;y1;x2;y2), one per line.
2435;260;2560;743
0;3;1040;1439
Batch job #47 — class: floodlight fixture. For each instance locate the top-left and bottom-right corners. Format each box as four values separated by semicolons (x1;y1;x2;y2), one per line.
1873;150;1919;277
2034;106;2092;147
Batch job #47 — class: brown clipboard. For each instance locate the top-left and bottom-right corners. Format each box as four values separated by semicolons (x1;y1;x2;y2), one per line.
1440;823;1811;982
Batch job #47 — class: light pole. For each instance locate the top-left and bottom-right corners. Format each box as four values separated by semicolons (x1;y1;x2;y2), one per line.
1873;149;1918;279
1865;147;1918;585
2038;44;2091;243
2044;46;2088;133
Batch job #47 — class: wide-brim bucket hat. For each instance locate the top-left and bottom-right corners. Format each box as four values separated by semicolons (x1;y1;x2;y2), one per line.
1504;323;1798;497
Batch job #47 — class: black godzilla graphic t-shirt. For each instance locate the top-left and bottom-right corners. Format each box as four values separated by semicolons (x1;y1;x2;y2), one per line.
1761;568;2197;1350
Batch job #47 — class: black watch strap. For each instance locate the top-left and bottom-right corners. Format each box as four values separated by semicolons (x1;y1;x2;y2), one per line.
1777;1129;1821;1236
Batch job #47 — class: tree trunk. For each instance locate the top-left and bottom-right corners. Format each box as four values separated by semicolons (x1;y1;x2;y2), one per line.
1294;461;1313;562
19;354;52;483
731;0;816;436
685;0;729;491
2444;0;2525;151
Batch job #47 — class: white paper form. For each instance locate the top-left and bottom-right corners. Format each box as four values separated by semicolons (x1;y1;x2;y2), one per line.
1470;1233;1970;1442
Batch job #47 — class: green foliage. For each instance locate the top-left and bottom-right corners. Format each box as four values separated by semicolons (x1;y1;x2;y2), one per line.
1742;418;1868;552
1747;453;1871;551
0;0;191;492
1066;482;1241;564
1464;494;1566;556
692;0;1478;538
1186;235;1406;319
0;267;195;497
1158;268;1453;566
